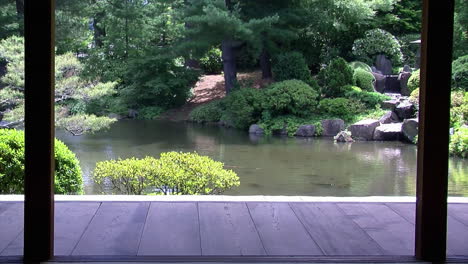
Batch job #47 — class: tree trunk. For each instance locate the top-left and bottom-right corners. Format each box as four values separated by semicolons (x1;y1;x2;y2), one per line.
260;47;272;79
222;40;237;94
15;0;24;35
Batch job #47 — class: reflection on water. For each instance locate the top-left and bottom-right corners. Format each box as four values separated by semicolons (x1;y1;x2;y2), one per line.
56;120;468;196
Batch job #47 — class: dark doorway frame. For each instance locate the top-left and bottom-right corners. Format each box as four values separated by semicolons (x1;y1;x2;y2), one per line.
22;0;455;262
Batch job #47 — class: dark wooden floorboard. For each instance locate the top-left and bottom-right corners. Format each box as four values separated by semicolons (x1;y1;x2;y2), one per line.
0;202;101;256
55;202;101;255
198;202;266;256
449;204;468;226
247;203;323;255
0;203;24;256
72;202;150;256
291;203;384;256
138;202;201;256
337;203;414;255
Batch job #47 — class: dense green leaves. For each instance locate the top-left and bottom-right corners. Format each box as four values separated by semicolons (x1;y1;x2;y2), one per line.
0;129;83;194
272;52;315;86
353;69;376;92
452;55;468;91
352;29;403;65
93;152;240;195
318;57;354;98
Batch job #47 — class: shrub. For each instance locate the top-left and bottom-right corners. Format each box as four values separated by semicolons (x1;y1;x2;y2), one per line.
318;98;365;121
352;29;403;65
272;52;315;86
449;127;468;158
349;61;372;72
122;51;200;109
398;33;421;66
200;47;223;74
137;106;164;120
57;114;117;136
344;85;390;108
353;69;375;92
407;69;420;93
93;152;240;195
317;57;354;98
262;80;319;117
0;129;83;194
452;55;468;90
409;88;420;104
190;100;225;123
259;115;322;137
222;88;265;129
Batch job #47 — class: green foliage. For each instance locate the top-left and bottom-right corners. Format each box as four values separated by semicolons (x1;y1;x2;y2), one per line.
0;129;83;194
200;47;223;74
450;127;468;158
353;69;376;92
452;55;468;91
352;29;403;65
122;52;200;109
262;80;319;117
453;0;468;59
93;152;240;195
93;157;157;195
137;106;164;120
318;57;354;98
409;88;420;104
407;69;420;93
318;98;365;121
272;52;314;86
398;33;421;66
344;86;390;108
349;61;372;72
57;114;117;136
259;115;322;137
222;88;265;129
190;100;225;123
0;37;117;135
372;0;422;36
450;91;468;129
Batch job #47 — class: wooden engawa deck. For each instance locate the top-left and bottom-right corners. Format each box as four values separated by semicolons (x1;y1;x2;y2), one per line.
0;198;467;260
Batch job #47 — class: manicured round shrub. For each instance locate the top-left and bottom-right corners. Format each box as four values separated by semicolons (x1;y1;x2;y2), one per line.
318;98;365;121
409;88;420;104
353;69;375;92
452;55;468;91
449;127;468;158
318;57;354;98
272;52;314;86
352;29;403;65
344;85;390;108
222;88;265;129
200;47;223;74
407;69;420;93
349;61;372;72
93;152;240;195
190;99;225;123
262;80;319;117
0;129;83;194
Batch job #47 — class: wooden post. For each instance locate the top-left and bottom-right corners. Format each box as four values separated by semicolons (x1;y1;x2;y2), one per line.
23;0;55;261
415;0;455;261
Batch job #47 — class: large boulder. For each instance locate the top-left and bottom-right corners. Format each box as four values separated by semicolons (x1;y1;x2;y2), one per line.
373;123;403;141
321;119;345;137
294;125;315;137
382;99;400;111
395;101;417;120
372;72;386;93
375;54;393;75
399;71;412;96
402;118;419;142
379;111;400;124
249;124;264;135
334;131;354;143
349;119;380;140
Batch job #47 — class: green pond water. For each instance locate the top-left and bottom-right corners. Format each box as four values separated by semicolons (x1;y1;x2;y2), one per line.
56;120;468;196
